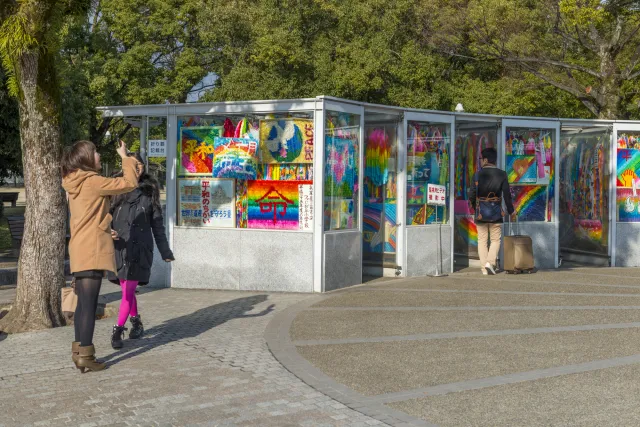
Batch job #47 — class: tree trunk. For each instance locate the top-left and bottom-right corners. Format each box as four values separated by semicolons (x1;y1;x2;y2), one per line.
597;50;622;120
0;51;66;333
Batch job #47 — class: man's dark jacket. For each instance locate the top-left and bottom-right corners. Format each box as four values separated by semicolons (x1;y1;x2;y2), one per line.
469;165;515;223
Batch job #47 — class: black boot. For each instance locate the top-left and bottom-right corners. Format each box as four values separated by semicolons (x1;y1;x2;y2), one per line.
111;325;127;349
129;315;144;339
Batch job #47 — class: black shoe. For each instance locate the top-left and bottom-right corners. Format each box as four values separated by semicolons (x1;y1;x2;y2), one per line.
129;315;144;339
111;325;127;349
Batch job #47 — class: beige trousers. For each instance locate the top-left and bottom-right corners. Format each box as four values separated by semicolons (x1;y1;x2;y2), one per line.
476;222;502;268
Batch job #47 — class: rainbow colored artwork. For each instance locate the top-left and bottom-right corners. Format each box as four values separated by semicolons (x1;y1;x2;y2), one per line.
506;155;537;184
511;185;547;221
247;180;312;229
407;204;441;225
618;133;640;149
617;149;640;187
212;137;258;180
236;180;248;228
363;203;397;253
547;158;555;222
617;188;640;222
407;183;427;204
260;164;313;181
179;126;224;176
259;119;314;163
325;198;354;230
574;219;603;242
325;136;357;197
407;205;427;225
455;215;478;247
365;128;391;186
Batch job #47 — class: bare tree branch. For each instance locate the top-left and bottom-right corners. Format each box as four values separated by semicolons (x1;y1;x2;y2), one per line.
553;13;599;53
588;23;604;48
554;27;598;54
628;69;640;80
624;44;640;78
518;62;600;116
611;14;625;49
187;83;216;93
501;57;602;78
616;21;640;52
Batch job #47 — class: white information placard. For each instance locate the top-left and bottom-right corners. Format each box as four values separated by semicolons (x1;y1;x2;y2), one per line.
427;184;447;206
148;139;166;157
298;184;313;231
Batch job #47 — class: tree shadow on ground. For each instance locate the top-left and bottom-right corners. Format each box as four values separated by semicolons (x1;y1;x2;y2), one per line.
101;294;273;366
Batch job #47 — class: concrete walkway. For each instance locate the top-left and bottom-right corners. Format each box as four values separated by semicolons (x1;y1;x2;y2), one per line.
3;268;640;426
270;267;640;426
0;283;384;426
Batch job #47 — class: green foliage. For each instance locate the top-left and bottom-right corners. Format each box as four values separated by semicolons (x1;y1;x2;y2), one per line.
4;0;639;173
0;12;37;97
424;0;640;119
53;0;209;159
0;69;21;184
198;0;594;118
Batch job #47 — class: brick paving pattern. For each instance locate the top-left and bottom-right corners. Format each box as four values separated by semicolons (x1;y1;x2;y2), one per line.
0;284;386;426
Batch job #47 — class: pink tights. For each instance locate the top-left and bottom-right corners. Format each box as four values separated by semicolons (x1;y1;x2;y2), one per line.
117;279;139;327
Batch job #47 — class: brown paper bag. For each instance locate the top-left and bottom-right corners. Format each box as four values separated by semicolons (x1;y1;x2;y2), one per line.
61;286;77;319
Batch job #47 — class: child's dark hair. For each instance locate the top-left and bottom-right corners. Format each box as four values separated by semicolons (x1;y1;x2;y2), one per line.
110;153;161;210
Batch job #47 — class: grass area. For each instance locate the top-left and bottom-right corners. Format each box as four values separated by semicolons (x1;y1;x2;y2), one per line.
0;206;25;252
0;217;10;251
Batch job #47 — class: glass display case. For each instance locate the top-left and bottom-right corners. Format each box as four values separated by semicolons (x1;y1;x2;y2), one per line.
559;126;610;259
96;96;640;289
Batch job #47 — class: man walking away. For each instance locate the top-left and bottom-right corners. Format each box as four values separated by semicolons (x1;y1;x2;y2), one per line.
469;148;515;275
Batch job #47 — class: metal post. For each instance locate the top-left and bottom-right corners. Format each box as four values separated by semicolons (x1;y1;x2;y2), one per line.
429;206;448;277
140;116;148;168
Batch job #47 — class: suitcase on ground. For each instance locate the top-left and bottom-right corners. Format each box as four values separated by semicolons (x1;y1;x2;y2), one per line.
503;217;534;274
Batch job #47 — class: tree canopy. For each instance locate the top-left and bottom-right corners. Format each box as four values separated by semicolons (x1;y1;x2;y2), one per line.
3;0;640;183
197;0;593;118
425;0;640;119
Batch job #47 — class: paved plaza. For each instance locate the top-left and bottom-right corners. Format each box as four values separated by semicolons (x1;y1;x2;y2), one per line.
3;268;640;425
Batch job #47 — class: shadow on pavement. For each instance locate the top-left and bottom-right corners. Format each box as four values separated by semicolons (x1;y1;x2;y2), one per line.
102;294;274;366
98;285;163;305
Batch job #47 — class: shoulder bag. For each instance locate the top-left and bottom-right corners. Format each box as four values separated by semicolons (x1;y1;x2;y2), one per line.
475;178;504;222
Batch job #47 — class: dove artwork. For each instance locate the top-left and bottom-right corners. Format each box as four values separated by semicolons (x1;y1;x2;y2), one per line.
259;119;314;163
618;188;640;222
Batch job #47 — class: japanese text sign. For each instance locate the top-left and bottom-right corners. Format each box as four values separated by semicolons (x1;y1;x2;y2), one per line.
298;184;313;231
427;184;447;206
179;178;235;227
148;140;166;158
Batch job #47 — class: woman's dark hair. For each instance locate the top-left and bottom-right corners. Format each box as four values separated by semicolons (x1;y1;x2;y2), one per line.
481;147;498;165
111;153;161;210
61;140;98;177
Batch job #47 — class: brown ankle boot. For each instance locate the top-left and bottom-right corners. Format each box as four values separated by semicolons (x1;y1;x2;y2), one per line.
72;342;80;364
76;345;106;373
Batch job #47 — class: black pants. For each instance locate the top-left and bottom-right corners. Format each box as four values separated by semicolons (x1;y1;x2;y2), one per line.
73;271;103;347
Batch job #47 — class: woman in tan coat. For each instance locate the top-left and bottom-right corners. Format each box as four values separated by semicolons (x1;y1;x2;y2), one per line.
62;140;138;373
